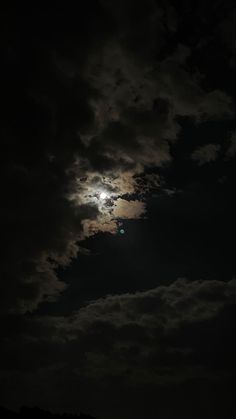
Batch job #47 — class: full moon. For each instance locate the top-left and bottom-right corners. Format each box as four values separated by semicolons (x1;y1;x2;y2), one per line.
100;192;107;200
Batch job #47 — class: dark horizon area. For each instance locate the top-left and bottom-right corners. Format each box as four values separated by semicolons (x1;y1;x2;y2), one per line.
0;406;96;419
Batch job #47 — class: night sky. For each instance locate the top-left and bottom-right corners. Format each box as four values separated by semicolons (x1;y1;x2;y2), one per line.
1;2;236;418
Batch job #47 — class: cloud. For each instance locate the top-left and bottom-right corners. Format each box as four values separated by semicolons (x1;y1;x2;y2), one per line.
191;144;221;165
1;1;234;315
1;3;236;418
112;199;146;219
0;278;235;415
74;278;236;332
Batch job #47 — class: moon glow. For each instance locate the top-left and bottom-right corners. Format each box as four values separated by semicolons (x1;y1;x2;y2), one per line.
100;192;107;200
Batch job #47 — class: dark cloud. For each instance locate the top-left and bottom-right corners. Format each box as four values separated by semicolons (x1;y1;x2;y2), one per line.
0;278;235;417
191;143;221;165
1;1;234;314
1;3;110;312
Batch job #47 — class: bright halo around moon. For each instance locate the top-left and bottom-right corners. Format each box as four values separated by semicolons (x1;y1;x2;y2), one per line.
100;192;107;200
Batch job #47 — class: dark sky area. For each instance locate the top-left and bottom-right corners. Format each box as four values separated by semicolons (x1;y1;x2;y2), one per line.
1;1;236;418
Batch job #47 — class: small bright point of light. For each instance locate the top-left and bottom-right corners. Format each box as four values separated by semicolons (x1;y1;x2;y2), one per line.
100;192;107;200
120;229;125;234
